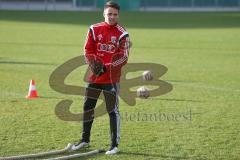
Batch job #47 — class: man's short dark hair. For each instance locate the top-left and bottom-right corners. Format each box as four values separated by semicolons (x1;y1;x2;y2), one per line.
104;1;120;11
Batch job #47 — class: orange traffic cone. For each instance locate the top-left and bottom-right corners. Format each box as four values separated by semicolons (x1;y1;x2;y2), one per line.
26;79;39;99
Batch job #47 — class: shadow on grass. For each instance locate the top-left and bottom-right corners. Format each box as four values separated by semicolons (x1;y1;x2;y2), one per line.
0;41;79;47
56;150;189;159
120;151;189;159
154;98;203;103
0;11;240;29
40;96;66;99
0;60;55;66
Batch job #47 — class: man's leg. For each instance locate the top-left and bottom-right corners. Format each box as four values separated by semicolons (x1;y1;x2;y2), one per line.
103;83;120;154
71;83;101;151
82;83;102;142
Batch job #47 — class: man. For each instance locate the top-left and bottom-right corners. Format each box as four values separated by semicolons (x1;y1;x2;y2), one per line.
71;1;130;155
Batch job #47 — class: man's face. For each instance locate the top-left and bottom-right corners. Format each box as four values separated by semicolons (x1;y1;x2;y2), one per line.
103;7;119;25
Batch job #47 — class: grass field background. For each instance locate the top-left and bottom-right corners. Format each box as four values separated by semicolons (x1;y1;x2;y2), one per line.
0;11;240;159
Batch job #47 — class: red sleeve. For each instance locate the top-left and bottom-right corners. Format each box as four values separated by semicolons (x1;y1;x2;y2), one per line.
84;27;96;64
111;34;130;68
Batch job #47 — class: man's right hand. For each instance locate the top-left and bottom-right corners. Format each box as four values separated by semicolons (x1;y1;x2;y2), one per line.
89;60;106;77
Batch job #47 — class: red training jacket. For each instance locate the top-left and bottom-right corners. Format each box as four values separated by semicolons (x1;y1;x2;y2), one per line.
84;22;130;84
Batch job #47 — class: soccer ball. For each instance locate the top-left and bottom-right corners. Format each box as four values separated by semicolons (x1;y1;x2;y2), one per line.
142;70;153;81
137;86;150;99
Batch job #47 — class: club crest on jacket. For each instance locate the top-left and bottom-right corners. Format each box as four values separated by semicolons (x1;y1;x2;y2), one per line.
111;36;116;44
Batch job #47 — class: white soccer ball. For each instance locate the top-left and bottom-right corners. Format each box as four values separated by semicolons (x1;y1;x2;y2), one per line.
137;86;150;99
142;70;153;81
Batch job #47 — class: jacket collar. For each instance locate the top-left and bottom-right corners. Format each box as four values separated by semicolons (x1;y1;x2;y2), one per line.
104;22;118;28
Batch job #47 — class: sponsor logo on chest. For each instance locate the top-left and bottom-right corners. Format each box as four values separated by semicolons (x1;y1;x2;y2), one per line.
96;34;118;54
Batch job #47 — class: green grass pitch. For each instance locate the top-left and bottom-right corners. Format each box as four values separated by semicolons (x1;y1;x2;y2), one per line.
0;11;240;159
